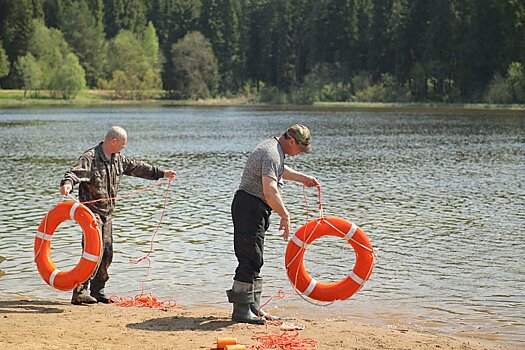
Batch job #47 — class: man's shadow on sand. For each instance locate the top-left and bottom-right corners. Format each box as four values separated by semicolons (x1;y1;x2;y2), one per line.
0;299;64;314
128;315;234;332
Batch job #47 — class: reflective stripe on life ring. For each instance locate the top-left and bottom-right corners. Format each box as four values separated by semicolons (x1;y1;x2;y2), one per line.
34;201;102;291
285;216;375;302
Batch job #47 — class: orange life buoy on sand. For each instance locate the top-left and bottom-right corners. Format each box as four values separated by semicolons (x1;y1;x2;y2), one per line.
285;216;375;302
35;201;102;291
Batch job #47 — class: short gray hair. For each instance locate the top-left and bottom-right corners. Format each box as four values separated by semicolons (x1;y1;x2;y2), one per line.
105;126;127;141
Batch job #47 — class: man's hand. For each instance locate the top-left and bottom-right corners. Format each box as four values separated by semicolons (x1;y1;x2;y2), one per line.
164;170;177;179
303;176;320;188
60;183;72;195
279;215;291;241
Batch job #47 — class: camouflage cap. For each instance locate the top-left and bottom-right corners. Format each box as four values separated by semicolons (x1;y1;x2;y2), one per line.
287;124;312;153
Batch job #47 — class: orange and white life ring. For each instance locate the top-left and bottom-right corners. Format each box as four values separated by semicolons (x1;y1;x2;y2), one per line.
35;201;102;291
285;216;375;302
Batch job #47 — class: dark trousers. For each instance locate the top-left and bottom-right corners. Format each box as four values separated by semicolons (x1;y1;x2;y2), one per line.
231;190;271;283
80;214;113;293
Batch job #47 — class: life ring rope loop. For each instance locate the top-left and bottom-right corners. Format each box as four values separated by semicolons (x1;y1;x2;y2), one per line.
322;218;374;252
285;219;323;270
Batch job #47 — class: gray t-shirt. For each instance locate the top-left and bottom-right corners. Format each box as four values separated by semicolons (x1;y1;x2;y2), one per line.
238;137;285;203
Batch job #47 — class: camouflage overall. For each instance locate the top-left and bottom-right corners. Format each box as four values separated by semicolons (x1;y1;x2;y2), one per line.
61;142;165;295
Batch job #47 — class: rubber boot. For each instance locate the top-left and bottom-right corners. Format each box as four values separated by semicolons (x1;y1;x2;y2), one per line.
90;287;109;304
71;281;97;305
251;277;280;320
226;281;265;325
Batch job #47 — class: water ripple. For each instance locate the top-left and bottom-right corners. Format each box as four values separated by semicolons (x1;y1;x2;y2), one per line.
0;107;523;345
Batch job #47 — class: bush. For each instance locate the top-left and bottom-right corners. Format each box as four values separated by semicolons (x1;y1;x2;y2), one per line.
485;74;511;103
484;62;525;103
507;62;525;103
0;45;9;83
290;74;319;104
259;86;288;104
353;73;410;102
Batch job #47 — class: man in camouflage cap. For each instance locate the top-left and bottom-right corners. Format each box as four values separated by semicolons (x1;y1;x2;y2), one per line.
60;126;177;305
227;123;319;324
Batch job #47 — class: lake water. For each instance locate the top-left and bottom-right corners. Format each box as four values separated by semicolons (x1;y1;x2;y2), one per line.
0;106;523;346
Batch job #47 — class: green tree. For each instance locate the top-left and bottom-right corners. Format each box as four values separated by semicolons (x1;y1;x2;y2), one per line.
142;21;160;70
87;0;105;30
244;0;295;90
107;29;162;99
49;52;86;99
354;0;373;73
507;61;525;102
269;0;295;90
61;0;107;87
0;41;9;82
146;0;202;90
315;0;359;81
244;0;268;90
0;0;34;87
200;0;241;93
42;0;64;29
170;31;219;99
15;20;85;99
289;0;317;84
104;0;147;38
14;53;43;96
28;19;69;87
455;0;513;99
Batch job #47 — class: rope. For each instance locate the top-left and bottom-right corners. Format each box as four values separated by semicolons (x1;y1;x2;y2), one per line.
109;292;179;309
129;178;172;265
34;196;64;262
255;289;287;321
286;186;335;307
79;179;168;205
250;330;318;349
302;185;323;221
108;178;178;307
322;218;374;253
284;184;378;305
38;178;176;306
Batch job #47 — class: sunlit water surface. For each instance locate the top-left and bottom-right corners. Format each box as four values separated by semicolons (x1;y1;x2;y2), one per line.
0;106;523;346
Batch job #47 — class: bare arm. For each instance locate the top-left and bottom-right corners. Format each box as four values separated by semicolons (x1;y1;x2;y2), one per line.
262;175;291;240
283;165;319;187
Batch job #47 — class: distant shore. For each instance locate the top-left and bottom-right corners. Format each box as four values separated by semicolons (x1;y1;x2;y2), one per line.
0;297;518;350
1;89;524;111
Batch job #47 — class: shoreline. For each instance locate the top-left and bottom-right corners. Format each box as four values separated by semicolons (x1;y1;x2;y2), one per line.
0;297;519;350
1;90;524;111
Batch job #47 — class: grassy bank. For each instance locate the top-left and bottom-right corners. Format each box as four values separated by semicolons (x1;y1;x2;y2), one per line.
1;89;524;111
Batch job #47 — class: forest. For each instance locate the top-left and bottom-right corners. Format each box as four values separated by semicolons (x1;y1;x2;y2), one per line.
0;0;524;103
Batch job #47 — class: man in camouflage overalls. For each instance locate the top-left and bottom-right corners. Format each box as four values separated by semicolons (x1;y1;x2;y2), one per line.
60;126;177;305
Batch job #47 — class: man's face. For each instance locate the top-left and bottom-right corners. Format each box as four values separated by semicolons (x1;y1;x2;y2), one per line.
288;137;305;156
112;135;127;153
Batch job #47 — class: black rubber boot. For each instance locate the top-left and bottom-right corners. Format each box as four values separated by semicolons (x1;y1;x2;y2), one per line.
226;289;265;325
90;288;109;304
71;282;97;305
251;277;280;320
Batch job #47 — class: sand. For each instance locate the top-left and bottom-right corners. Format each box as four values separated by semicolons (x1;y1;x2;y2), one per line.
0;298;518;350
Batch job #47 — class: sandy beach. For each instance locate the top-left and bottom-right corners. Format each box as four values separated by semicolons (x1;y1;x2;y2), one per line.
0;298;518;350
